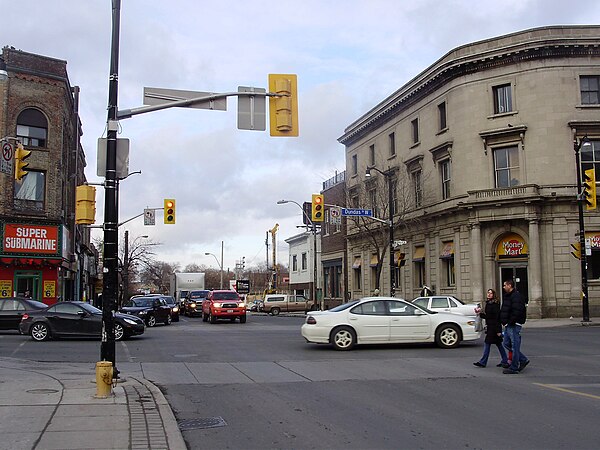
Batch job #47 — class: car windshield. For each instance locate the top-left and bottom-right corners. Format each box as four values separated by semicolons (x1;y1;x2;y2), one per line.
162;296;175;305
213;292;239;300
329;301;359;312
80;303;102;314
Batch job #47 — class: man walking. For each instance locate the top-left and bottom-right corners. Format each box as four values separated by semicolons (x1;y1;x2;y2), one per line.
500;279;530;374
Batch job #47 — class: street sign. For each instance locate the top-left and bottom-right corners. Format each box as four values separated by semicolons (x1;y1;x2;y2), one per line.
393;240;407;248
237;87;266;131
236;279;250;294
144;209;155;226
341;208;373;217
1;141;14;175
331;207;341;218
97;138;130;178
143;87;227;111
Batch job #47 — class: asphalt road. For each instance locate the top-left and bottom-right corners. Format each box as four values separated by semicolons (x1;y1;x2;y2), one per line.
2;314;600;449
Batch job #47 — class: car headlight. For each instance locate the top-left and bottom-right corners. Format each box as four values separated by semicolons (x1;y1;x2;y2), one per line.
124;318;138;325
213;302;222;308
190;302;196;308
238;302;245;308
173;306;179;312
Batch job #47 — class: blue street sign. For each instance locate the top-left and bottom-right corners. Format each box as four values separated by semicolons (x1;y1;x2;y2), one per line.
341;208;373;217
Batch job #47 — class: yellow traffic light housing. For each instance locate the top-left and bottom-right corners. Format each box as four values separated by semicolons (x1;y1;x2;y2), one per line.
164;199;176;224
14;142;32;181
75;185;96;225
583;168;597;210
571;242;581;260
268;74;298;137
311;194;324;222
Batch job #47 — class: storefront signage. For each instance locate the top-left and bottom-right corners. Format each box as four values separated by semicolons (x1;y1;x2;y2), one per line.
43;280;56;298
3;224;60;255
0;280;12;298
496;233;528;259
585;232;600;248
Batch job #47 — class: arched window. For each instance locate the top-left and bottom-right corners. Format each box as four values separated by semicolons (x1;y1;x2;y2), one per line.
16;109;47;147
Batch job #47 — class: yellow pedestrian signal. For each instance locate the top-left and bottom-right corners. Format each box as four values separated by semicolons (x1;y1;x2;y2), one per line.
571;242;581;260
311;194;324;222
75;185;96;225
164;199;176;224
583;168;597;210
14;142;32;181
268;74;298;137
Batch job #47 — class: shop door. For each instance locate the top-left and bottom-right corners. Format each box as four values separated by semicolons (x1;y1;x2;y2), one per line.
15;272;42;300
500;266;528;304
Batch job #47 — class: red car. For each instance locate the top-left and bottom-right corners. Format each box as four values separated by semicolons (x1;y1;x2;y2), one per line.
202;290;246;323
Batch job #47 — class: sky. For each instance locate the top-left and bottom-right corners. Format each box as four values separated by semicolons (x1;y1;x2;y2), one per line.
3;0;600;273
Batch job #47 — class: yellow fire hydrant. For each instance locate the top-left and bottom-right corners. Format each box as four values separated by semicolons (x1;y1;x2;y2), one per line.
95;361;113;398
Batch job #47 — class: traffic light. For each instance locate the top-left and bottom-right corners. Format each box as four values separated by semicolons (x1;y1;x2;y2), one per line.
311;194;324;222
75;185;96;225
583;168;597;210
268;74;298;137
164;199;176;224
571;242;581;260
14;142;31;181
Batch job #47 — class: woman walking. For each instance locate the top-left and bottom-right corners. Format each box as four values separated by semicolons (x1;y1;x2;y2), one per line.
473;289;509;368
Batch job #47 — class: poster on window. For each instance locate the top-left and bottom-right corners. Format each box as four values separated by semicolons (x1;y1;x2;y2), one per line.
43;281;56;298
0;280;12;298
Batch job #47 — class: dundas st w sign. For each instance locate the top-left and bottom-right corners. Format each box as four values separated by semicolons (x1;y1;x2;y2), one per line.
2;224;60;255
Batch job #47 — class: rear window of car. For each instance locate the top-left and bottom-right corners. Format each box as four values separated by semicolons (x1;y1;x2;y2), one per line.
329;301;359;312
412;298;429;308
266;296;285;302
213;292;239;300
134;298;155;307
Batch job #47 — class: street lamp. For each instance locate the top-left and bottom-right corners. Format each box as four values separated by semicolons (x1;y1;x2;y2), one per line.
277;199;319;309
574;135;592;323
366;166;396;297
205;240;224;289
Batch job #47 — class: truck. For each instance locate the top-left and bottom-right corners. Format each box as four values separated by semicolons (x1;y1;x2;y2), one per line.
169;272;205;306
261;294;310;315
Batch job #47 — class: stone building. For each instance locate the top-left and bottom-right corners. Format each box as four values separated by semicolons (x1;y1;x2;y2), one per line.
338;26;600;318
0;47;97;304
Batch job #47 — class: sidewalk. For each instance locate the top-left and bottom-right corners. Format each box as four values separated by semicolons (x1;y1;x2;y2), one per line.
0;357;186;450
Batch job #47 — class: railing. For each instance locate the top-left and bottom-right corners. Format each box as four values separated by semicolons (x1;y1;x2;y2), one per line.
323;171;346;190
468;184;540;201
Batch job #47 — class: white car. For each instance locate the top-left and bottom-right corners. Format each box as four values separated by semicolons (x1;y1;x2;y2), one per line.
301;297;480;351
411;296;479;317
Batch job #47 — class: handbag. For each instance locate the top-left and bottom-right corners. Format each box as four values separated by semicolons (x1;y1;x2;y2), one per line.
474;315;484;332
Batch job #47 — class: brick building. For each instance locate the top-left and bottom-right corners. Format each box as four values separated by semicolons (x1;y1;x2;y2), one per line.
0;47;97;304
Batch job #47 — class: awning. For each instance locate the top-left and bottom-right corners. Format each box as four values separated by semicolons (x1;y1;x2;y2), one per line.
369;254;379;267
352;257;362;269
413;246;425;262
440;242;454;259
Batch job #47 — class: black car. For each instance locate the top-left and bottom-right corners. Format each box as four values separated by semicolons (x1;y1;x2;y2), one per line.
120;296;172;326
0;297;48;330
19;301;145;341
161;295;180;322
183;290;210;317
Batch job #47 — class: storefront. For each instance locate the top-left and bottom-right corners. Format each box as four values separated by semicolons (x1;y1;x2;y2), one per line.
0;221;65;305
496;232;529;302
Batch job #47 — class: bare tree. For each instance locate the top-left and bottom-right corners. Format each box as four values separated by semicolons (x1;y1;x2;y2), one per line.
139;261;180;294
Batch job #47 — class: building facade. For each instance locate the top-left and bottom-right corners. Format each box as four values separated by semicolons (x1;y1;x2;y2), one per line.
339;26;600;318
0;47;97;304
285;230;321;305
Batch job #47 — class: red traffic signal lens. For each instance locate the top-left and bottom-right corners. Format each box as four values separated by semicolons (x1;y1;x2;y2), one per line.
166;201;174;208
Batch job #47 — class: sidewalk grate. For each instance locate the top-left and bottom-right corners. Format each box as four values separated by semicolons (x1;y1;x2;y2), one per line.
178;417;227;431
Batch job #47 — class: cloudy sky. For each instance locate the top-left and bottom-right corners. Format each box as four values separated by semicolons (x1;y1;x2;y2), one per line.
4;0;600;272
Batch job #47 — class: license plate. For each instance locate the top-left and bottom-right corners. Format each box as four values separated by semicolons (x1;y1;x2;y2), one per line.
227;309;234;313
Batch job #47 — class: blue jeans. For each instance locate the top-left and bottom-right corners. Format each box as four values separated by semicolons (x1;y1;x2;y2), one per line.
478;341;508;366
504;325;528;371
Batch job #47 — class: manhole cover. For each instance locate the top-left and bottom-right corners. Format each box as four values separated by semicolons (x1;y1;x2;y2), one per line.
26;389;59;394
178;417;227;431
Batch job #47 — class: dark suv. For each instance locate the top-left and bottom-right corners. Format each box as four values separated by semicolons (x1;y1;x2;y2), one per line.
183;290;210;317
202;290;246;323
120;296;172;327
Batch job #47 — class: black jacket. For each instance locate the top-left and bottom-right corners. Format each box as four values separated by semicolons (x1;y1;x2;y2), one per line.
480;301;502;344
500;289;527;326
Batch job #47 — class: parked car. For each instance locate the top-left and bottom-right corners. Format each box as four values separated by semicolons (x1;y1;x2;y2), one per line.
19;301;145;341
411;296;479;317
120;296;172;326
183;290;210;317
202;290;246;323
262;294;310;315
160;295;179;322
0;297;48;330
301;297;480;351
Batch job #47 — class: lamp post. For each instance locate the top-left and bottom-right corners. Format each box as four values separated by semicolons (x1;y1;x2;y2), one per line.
205;240;224;289
574;136;592;323
365;166;395;297
277;199;319;308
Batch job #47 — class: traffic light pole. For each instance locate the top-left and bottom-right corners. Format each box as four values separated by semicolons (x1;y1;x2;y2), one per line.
574;137;591;323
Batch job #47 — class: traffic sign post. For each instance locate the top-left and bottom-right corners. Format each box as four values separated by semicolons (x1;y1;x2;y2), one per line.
1;141;14;175
143;209;155;226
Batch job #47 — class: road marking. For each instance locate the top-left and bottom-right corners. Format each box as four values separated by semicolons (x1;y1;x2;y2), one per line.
10;340;27;357
534;383;600;400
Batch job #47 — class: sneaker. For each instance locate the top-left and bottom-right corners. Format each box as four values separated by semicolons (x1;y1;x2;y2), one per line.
496;363;510;368
503;368;519;374
518;360;530;372
473;362;486;368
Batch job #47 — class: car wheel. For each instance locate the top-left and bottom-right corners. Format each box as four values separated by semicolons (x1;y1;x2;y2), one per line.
330;326;356;351
435;324;461;349
114;323;125;341
210;312;217;324
31;322;50;341
240;315;247;324
147;315;157;327
165;315;172;326
202;312;208;322
271;307;280;316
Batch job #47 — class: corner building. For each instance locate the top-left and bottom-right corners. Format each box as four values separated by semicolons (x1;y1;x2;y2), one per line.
339;26;600;318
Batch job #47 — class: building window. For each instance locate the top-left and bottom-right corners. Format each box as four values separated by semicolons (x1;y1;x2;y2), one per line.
581;139;600;174
352;257;362;290
390;177;398;216
301;252;307;270
443;258;455;286
352;154;358;176
369;144;375;166
350;190;359;208
411;118;419;144
438;101;447;130
494;146;520;188
413;246;425;288
493;83;512;114
389;132;396;157
440;159;451;200
14;170;46;208
368;187;378;218
370;254;378;291
580;76;600;105
16;109;48;148
412;170;422;207
292;255;298;272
